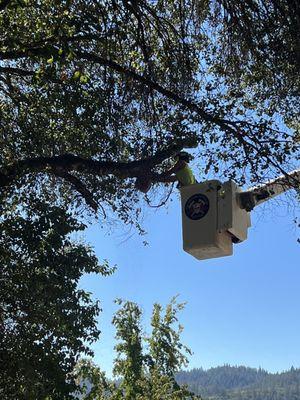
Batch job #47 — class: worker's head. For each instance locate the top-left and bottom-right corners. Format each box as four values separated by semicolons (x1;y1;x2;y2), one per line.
175;151;193;163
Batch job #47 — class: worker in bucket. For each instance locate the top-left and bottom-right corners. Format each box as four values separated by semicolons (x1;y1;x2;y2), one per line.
160;151;197;187
135;151;196;193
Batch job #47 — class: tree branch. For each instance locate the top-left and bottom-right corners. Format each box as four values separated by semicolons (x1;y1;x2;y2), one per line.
0;142;191;190
51;168;99;212
0;0;11;11
76;50;231;128
0;46;289;177
0;45;252;140
0;66;35;77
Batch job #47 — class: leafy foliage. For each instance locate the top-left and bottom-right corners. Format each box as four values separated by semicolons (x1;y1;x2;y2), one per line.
0;1;299;397
0;200;114;400
112;300;145;399
76;297;200;399
0;0;299;224
214;0;300;100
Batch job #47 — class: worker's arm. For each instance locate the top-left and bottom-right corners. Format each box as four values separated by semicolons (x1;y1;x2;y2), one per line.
158;160;186;178
151;160;185;183
158;175;178;183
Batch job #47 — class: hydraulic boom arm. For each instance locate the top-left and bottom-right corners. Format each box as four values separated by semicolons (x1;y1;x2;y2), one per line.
238;169;300;211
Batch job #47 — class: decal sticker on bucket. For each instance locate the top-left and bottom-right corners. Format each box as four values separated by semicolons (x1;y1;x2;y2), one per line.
185;194;210;220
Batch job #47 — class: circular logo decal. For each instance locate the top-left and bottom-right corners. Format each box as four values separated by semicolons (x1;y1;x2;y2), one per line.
185;194;210;220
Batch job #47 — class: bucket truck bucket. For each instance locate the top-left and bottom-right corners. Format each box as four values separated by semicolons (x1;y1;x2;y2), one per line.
180;180;251;260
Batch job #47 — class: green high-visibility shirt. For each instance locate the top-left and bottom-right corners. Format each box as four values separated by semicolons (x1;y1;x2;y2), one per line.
175;163;196;186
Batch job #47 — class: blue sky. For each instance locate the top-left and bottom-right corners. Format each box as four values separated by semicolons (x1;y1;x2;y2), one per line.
80;189;300;376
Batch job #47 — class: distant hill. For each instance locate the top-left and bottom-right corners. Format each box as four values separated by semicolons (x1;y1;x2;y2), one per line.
176;365;300;400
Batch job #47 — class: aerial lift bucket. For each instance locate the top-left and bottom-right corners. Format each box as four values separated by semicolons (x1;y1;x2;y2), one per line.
180;180;251;260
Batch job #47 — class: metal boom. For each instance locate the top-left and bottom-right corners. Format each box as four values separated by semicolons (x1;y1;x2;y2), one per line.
239;169;300;211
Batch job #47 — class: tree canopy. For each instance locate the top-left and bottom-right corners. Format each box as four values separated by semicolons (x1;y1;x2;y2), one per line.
0;199;114;399
1;0;299;223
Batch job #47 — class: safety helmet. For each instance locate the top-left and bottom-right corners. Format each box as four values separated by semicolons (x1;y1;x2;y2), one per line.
175;151;194;162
